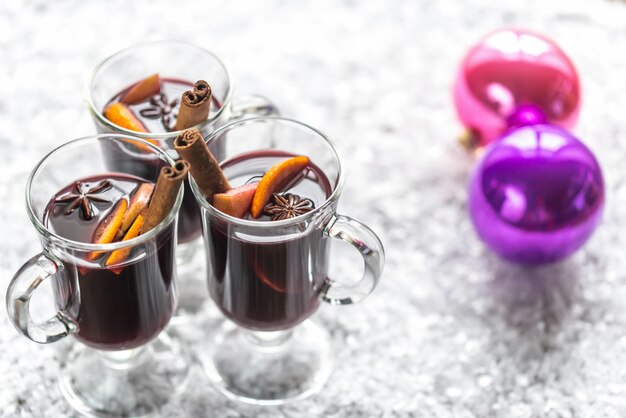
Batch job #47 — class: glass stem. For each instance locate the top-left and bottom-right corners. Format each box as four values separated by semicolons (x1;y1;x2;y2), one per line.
244;329;294;353
98;346;147;371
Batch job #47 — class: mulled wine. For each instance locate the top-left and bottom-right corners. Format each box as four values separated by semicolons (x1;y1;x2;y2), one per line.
44;174;176;350
205;151;332;331
182;117;386;403
106;77;221;134
102;77;221;244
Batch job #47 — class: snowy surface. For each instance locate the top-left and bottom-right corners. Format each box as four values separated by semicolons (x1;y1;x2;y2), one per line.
1;0;626;417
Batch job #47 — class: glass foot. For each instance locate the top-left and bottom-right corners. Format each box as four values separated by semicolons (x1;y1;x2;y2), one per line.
59;332;191;417
200;319;333;405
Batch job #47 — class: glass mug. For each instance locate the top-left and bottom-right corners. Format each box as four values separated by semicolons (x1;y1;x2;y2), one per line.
6;135;188;417
190;117;385;404
86;40;277;256
86;40;278;316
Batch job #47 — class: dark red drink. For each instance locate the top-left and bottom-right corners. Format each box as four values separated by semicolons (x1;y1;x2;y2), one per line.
44;174;176;350
106;78;221;134
206;151;332;331
103;77;222;244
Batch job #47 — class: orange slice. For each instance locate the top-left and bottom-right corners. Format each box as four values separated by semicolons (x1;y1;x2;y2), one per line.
87;198;128;261
250;156;310;218
103;102;159;148
119;183;154;234
255;266;287;293
120;73;161;104
213;182;258;218
104;102;148;133
106;215;144;275
253;262;304;293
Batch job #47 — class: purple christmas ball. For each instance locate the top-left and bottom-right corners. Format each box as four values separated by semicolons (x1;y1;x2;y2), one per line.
469;124;604;264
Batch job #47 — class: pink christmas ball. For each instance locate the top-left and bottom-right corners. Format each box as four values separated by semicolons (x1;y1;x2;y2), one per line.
453;28;581;147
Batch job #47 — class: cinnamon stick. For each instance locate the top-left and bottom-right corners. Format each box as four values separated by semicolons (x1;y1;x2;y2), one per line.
174;128;230;201
141;160;189;233
174;80;212;130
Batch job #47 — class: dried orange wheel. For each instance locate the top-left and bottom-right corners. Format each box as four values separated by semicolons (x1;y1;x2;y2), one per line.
213;182;259;218
121;73;161;104
120;183;154;234
106;215;144;274
103;102;159;147
250;156;310;218
87;198;128;261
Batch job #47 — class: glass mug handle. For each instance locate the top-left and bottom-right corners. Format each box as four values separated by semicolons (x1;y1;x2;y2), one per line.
321;214;385;305
229;95;280;120
6;253;76;343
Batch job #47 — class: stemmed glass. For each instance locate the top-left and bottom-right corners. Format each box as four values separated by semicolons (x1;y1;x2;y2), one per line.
6;135;189;417
189;117;385;404
86;40;278;314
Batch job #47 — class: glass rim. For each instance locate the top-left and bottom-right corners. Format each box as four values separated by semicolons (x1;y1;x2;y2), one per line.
26;134;183;251
189;116;345;228
85;39;234;139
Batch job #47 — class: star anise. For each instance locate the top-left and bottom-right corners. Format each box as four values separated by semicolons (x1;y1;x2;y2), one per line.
263;193;315;221
139;93;179;131
54;180;112;220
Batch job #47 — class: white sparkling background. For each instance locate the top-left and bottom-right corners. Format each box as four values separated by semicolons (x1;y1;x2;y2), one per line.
1;0;626;417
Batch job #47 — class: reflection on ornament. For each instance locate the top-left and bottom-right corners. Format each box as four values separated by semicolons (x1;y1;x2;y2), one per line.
469;124;604;264
453;28;580;147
